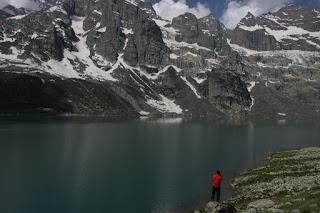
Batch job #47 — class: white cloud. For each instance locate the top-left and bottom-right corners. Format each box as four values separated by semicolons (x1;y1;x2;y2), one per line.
153;0;211;21
0;0;40;10
220;0;291;29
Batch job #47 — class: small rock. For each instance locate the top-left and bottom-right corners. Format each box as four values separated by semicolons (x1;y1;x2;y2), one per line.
205;201;236;213
293;198;303;202
309;203;318;208
268;208;284;213
292;210;300;213
247;208;258;213
247;199;275;210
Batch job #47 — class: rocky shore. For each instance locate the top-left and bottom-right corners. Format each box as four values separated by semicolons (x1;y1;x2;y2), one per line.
196;147;320;213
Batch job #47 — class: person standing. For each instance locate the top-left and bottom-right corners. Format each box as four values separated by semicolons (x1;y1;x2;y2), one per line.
211;170;222;202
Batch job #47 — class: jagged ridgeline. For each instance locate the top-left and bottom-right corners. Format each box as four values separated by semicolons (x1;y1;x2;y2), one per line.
0;0;319;118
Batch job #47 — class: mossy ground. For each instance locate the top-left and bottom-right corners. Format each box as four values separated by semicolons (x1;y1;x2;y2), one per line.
227;148;320;212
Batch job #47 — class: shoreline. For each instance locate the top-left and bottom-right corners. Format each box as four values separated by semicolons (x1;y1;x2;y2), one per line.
196;147;320;213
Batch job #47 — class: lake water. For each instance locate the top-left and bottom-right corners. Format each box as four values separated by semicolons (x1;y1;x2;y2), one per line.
0;117;319;213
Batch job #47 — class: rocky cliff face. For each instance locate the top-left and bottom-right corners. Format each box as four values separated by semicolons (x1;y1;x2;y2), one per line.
0;0;318;118
229;5;320;119
231;5;320;52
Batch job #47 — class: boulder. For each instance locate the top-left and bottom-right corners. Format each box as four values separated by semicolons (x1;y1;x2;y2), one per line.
205;201;236;213
247;199;275;210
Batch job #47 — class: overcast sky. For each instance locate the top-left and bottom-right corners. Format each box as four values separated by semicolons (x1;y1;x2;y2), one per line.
152;0;320;29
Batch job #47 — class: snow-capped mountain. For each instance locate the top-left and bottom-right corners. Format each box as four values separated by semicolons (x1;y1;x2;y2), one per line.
0;0;62;20
0;0;319;118
0;5;29;20
231;5;320;52
227;5;320;119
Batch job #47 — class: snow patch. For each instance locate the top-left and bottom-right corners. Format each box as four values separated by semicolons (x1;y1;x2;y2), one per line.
47;5;67;15
246;81;256;111
277;113;287;116
122;28;133;35
147;95;183;114
140;65;181;80
97;27;106;33
193;76;206;84
170;53;179;59
181;76;201;98
8;14;28;20
183;51;198;57
139;111;150;116
247;81;256;92
93;10;102;15
228;39;320;66
238;23;320;49
125;0;139;6
34;16;117;81
165;39;212;51
153;18;212;52
238;24;264;31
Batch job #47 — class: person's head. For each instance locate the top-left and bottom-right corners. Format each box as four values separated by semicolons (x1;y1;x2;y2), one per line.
217;170;221;175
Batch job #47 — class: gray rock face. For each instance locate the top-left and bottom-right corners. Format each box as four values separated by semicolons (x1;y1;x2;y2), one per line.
172;13;229;52
131;12;170;66
155;12;236;79
228;5;320;120
75;0;171;66
232;27;279;51
208;69;252;111
172;13;199;44
0;6;78;62
138;0;158;19
231;5;320;51
0;72;141;115
62;0;87;16
35;0;63;10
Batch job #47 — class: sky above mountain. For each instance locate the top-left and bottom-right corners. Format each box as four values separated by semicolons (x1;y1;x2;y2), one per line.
152;0;320;29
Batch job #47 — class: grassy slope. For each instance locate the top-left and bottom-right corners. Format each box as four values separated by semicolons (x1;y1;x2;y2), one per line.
227;148;320;212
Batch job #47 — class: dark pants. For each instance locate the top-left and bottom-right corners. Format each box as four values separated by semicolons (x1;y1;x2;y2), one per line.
211;186;221;202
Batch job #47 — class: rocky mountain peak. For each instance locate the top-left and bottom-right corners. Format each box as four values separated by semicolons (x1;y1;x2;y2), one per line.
238;12;256;26
244;12;255;19
170;12;228;48
0;4;29;20
138;0;158;18
200;13;227;39
199;13;218;25
279;3;303;11
174;12;198;21
231;4;320;51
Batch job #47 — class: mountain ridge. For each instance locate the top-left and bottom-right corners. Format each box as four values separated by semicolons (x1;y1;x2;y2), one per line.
0;0;319;119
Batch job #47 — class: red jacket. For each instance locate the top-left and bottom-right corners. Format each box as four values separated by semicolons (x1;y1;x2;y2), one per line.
212;173;222;188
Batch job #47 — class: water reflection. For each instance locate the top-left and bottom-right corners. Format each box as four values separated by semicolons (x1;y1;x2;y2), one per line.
141;117;184;124
0;118;319;213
